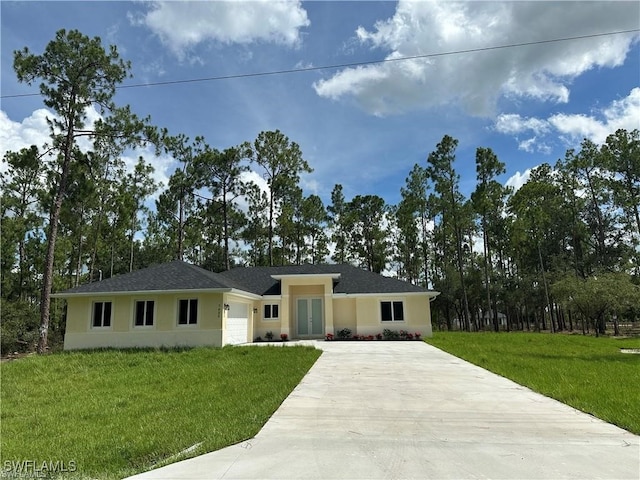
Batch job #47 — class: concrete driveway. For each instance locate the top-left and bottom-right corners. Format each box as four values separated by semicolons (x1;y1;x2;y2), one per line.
127;341;639;479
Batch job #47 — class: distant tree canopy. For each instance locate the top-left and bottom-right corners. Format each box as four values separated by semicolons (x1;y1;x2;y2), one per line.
2;29;639;353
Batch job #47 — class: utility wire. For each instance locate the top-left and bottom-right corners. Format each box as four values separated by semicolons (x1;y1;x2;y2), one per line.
2;28;638;99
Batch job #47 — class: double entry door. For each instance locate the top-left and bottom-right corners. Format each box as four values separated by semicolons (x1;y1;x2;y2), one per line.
297;298;323;337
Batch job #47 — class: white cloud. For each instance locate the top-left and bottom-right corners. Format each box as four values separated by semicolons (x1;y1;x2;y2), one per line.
494;114;550;135
121;149;173;199
497;87;640;151
235;169;270;213
241;169;269;195
314;1;639;117
505;169;532;192
1;105;104;165
1;108;174;198
301;177;320;195
134;0;310;57
494;114;553;153
0;109;53;175
549;87;640;144
517;137;537;153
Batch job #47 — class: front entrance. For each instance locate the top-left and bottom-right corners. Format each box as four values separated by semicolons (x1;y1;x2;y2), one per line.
297;298;323;337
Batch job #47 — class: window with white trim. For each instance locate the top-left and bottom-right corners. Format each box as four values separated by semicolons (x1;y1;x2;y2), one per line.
178;299;198;325
380;301;404;322
92;301;112;328
264;304;279;320
134;300;155;327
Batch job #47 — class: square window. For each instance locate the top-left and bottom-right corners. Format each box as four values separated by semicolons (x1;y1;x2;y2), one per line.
264;304;279;320
381;301;404;322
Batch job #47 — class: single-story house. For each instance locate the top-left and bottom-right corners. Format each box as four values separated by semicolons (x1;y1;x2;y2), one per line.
54;261;439;350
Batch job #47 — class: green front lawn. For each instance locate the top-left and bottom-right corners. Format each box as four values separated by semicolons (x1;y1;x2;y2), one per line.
1;346;321;479
425;332;640;434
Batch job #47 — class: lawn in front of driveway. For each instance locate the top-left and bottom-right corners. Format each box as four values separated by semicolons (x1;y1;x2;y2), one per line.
0;345;321;479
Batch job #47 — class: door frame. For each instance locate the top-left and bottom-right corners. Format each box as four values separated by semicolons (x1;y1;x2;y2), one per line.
295;297;324;338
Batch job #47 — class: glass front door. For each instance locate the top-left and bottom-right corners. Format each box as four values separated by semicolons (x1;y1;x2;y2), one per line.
297;298;323;337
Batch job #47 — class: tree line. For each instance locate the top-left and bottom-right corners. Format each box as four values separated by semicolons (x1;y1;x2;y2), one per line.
2;30;639;353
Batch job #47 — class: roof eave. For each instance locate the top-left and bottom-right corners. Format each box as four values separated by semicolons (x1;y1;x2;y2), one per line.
270;273;341;281
225;288;263;300
51;287;235;298
333;291;438;297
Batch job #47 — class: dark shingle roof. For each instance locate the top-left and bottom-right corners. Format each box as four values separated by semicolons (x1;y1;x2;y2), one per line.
218;264;432;295
58;260;247;294
58;261;435;296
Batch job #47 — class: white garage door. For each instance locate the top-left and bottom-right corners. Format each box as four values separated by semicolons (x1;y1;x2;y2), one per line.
226;302;248;345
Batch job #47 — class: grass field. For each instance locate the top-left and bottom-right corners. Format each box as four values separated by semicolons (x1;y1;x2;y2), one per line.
0;346;321;479
425;332;640;434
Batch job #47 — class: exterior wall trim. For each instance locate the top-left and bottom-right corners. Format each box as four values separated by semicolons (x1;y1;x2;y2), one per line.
271;273;341;281
52;288;233;298
54;287;261;300
332;291;439;298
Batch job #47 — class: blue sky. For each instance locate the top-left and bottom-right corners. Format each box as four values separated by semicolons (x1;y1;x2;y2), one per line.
2;1;639;208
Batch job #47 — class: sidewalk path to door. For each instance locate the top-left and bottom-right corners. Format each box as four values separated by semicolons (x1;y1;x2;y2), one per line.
127;341;640;479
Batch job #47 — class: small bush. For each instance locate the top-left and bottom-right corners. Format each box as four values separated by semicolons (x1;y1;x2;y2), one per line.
265;331;274;341
383;329;400;340
337;328;352;339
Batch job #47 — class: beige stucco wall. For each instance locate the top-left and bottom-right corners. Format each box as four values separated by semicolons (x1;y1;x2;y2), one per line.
63;292;224;350
353;294;433;337
405;295;433;337
253;298;282;340
332;297;356;333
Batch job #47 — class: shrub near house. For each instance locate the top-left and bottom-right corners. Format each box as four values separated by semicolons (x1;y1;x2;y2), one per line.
325;328;422;341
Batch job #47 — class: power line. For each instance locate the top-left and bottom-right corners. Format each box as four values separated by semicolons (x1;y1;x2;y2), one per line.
2;28;638;99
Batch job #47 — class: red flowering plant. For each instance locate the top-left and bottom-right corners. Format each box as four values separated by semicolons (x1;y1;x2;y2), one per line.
325;333;334;341
414;332;422;340
280;333;288;342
